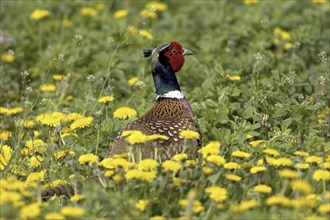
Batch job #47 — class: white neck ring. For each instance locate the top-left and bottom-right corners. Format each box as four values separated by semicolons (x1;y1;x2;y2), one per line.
156;90;184;99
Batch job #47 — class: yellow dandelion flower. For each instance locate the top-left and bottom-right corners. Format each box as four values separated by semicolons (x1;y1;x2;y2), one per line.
206;155;226;166
284;42;293;50
36;113;60;127
135;199;149;212
179;199;204;214
150;216;166;220
263;148;280;156
173;153;188;162
62;18;73;27
306;156;323;164
266;195;291;207
147;134;168;141
70;116;93;130
122;130;141;137
249;140;265;147
66;95;74;101
226;75;241;81
67;112;84;121
202;167;213;175
50;179;68;187
0;131;12;141
322;161;330;169
295;163;310;169
0;107;9;114
80;7;97;17
146;2;168;11
25;139;46;153
230;200;258;213
98;96;115;103
20;202;41;219
172;177;182;187
30;9;50;20
162;160;182;172
274;157;293;167
52;74;67;81
28;156;43;168
113;107;137;120
114;9;128;19
313;169;330;181
253;184;272;193
139;30;153;40
179;130;200;139
250;166;266;174
17;119;35;128
225;174;242;182
128;77;140;86
246;134;253;139
2;53;15;63
138;158;159;171
0;145;12;170
33;130;40;137
198;141;221;157
44;212;65;220
318;203;330;213
99;158;133;170
232;150;250;158
224;162;240;170
125;169;156;182
125;131;148;145
257;158;264;165
306;194;321;202
243;0;259;5
25;170;45;187
104;170;115;177
185;159;198;167
78;154;98;165
140;9;157;18
312;0;327;4
40;84;56;92
294;151;310;157
205;186;227;202
112;174;123;183
291;180;312;194
1;107;23;115
304;216;327;220
61;206;85;217
54;150;67;160
280;31;290;40
279;169;298;178
70;194;85;202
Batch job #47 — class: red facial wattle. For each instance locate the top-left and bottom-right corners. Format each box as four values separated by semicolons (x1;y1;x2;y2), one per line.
164;41;185;73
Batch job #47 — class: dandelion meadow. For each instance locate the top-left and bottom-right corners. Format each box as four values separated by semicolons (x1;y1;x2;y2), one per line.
1;1;330;219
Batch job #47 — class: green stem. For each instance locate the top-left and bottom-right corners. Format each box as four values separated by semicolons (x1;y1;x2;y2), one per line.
38;22;43;52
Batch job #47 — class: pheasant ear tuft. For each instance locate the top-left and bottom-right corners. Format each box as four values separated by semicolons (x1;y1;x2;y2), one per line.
143;49;153;58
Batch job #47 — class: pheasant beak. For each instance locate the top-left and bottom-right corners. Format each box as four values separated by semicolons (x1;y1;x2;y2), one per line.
182;48;193;56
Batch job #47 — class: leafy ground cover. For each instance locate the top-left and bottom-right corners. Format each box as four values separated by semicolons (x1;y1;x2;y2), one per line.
0;0;329;219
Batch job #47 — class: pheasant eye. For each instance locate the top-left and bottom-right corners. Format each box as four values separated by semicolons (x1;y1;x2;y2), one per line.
171;48;178;55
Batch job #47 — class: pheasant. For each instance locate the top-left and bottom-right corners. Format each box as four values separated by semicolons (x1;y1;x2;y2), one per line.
41;41;201;199
105;41;201;160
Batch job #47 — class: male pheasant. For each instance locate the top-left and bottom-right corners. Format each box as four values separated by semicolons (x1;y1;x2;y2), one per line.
41;41;201;199
105;41;201;160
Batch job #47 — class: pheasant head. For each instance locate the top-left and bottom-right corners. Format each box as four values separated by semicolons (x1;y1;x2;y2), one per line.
144;41;193;98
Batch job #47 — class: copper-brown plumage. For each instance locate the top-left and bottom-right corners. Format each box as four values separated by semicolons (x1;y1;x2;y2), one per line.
105;98;200;160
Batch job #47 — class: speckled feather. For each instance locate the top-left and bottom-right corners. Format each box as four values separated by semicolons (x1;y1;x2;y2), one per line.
105;98;201;160
40;184;74;201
